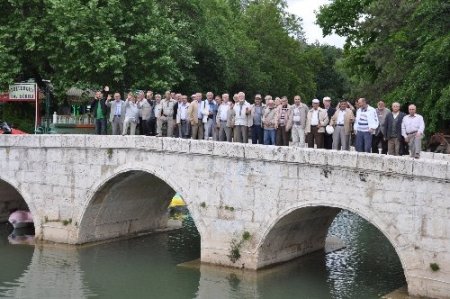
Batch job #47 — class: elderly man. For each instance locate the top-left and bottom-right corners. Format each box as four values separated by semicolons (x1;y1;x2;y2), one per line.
383;102;406;156
323;97;336;149
262;97;278;145
250;94;264;144
233;92;251;143
330;100;355;150
106;92;126;135
123;93;140;135
286;95;308;147
202;92;218;140
176;95;190;138
402;104;425;159
154;94;163;135
216;93;230;141
188;93;202;140
276;96;290;146
146;91;157;136
137;91;152;136
372;100;390;154
156;91;176;137
306;99;329;149
354;98;379;153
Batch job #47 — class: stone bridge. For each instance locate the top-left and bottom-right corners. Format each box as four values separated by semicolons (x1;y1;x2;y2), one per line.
0;135;449;298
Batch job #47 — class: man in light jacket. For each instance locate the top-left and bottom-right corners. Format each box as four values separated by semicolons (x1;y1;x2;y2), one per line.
354;98;379;153
137;91;152;136
286;95;308;147
262;97;279;145
106;92;126;135
233;92;251;143
305;99;329;149
330;100;355;151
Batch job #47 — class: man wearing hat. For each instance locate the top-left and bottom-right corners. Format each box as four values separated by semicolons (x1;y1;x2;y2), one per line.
305;99;329;149
323;97;336;150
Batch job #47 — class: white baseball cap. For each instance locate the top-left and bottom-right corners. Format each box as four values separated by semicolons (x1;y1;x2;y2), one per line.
312;99;320;104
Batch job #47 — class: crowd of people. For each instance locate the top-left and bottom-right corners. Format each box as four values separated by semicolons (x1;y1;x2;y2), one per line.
90;87;426;159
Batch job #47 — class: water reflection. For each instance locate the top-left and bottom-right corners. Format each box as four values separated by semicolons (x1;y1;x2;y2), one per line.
0;245;94;298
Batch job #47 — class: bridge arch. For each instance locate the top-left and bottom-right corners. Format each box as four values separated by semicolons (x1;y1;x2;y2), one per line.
256;203;411;287
0;175;39;231
76;164;205;244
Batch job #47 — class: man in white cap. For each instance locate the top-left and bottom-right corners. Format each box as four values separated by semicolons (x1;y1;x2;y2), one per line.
305;99;329;148
323;96;336;149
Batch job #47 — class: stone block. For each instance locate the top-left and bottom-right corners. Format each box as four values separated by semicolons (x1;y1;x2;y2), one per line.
412;159;448;180
326;150;358;169
213;141;245;158
135;136;163;151
190;139;214;155
162;137;190;153
40;135;63;148
356;152;385;172
61;135;86;148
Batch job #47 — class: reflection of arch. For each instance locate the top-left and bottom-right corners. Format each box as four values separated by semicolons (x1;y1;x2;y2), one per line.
256;203;409;286
77;166;204;244
0;175;39;230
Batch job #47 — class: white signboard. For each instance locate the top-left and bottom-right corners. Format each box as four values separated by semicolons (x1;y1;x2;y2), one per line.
9;83;38;101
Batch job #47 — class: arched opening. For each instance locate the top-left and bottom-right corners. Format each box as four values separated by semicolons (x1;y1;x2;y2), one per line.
0;179;31;224
257;206;407;296
78;170;200;245
76;170;202;297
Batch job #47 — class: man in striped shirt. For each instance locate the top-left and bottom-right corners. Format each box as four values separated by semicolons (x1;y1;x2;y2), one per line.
354;98;379;153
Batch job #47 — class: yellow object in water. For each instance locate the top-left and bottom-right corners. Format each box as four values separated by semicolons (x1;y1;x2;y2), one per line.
170;194;186;208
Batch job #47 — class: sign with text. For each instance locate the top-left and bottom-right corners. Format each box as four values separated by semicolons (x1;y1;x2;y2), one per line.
9;83;38;101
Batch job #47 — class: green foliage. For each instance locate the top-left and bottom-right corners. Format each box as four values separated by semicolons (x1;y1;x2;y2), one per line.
317;0;450;133
228;230;252;263
242;231;251;241
0;0;195;95
430;263;440;272
0;0;344;106
1;102;35;133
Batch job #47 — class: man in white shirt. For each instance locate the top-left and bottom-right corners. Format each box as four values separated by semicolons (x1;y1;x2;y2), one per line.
401;104;425;158
216;93;230;141
202;92;217;140
305;99;329;149
176;95;190;139
122;93;140;135
233;92;251;143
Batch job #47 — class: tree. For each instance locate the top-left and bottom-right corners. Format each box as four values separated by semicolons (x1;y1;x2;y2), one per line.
317;0;450;132
0;0;195;95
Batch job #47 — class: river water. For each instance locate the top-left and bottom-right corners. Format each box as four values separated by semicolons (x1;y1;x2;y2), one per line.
0;210;405;299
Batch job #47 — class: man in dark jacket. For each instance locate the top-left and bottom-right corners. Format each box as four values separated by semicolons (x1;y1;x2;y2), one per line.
323;97;336;149
383;102;406;156
91;89;108;135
